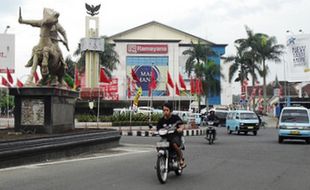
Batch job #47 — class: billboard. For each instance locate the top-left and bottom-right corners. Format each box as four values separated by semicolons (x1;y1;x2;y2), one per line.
0;34;15;73
126;56;168;96
286;34;310;82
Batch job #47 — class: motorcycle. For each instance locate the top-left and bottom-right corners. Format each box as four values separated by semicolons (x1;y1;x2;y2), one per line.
205;121;216;145
155;123;184;184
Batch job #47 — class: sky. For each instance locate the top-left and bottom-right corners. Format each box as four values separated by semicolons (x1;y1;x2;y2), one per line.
1;0;310;89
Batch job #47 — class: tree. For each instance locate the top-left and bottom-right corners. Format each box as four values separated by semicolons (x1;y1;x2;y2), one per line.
235;26;284;113
183;40;220;111
225;45;263;110
0;90;14;116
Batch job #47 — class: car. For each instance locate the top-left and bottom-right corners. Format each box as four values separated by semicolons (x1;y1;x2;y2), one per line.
215;110;228;127
226;110;260;135
278;107;310;144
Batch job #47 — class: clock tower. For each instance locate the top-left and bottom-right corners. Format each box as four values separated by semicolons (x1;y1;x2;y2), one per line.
80;12;104;88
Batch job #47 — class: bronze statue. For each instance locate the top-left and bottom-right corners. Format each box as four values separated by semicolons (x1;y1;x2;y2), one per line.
18;7;69;86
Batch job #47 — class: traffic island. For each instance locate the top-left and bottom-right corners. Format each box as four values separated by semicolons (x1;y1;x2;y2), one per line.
9;87;79;134
0;128;121;169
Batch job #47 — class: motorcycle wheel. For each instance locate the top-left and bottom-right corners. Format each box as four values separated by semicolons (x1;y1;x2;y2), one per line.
156;156;168;184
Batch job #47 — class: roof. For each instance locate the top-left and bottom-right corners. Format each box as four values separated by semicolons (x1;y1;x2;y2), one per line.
107;21;227;46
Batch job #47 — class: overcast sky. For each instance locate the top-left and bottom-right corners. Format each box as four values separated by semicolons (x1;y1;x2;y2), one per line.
1;0;309;86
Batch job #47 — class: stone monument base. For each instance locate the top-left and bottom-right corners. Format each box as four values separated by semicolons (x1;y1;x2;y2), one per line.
9;87;79;134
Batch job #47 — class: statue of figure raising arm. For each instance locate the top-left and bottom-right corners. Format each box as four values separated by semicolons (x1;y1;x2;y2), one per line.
18;7;69;87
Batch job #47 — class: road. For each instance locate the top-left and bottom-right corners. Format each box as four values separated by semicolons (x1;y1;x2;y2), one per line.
1;127;310;190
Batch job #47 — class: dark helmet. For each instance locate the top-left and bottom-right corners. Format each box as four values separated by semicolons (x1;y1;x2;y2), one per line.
163;102;173;112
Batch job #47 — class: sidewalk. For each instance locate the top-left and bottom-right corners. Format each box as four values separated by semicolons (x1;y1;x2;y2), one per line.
261;115;277;128
75;122;205;137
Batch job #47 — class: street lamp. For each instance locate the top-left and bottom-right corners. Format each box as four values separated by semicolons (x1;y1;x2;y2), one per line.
3;25;10;34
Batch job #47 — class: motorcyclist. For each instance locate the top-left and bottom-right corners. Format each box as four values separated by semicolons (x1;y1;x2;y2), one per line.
207;110;219;123
157;102;186;168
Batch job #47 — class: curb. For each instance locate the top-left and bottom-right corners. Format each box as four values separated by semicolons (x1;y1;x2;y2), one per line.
120;128;205;137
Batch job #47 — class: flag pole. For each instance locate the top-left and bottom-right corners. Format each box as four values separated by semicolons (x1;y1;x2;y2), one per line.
6;87;9;128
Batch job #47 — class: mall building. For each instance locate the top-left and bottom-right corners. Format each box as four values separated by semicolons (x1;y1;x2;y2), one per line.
106;21;230;109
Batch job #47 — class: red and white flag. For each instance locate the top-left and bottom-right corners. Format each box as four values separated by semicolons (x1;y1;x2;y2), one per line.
175;82;180;96
34;71;40;83
1;77;10;87
179;73;186;90
100;68;112;83
6;68;13;84
167;71;174;88
166;84;170;96
16;79;24;88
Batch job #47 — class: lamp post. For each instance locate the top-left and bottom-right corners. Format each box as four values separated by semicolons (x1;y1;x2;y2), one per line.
3;25;10;34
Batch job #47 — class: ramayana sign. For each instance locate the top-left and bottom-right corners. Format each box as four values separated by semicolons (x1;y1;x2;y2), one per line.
127;44;168;54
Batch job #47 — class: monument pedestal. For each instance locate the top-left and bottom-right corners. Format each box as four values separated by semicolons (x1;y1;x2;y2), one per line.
9;87;79;134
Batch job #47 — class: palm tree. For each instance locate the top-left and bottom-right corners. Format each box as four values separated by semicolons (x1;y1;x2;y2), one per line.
254;35;284;113
183;40;220;111
236;26;284;113
225;43;263;111
201;60;223;111
183;41;215;77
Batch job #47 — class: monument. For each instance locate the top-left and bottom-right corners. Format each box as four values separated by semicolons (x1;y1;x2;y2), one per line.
9;7;79;134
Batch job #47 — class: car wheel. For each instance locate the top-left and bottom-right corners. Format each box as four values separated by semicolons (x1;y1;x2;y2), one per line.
244;131;248;135
278;136;283;143
227;127;232;134
253;131;257;136
305;138;310;144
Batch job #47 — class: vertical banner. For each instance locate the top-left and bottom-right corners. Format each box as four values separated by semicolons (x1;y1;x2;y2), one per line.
0;34;15;73
286;34;310;82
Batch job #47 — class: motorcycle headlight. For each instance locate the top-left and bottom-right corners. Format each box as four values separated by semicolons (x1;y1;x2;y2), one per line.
158;129;168;136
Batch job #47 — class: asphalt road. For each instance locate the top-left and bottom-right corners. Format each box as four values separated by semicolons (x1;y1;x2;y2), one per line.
1;127;310;190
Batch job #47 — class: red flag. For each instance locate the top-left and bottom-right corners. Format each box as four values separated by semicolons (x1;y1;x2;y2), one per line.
190;77;195;94
149;68;157;89
127;76;131;98
167;71;174;88
148;68;157;96
100;68;112;83
16;79;24;88
131;68;140;83
179;73;186;90
6;68;13;84
1;77;10;87
166;84;170;96
175;82;180;96
34;71;39;83
196;78;202;95
74;66;80;88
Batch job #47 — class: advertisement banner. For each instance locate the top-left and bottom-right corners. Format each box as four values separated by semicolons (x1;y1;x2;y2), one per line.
0;34;15;73
286;34;310;82
126;56;168;96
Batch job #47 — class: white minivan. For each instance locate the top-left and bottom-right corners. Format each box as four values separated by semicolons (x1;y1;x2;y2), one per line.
278;107;310;144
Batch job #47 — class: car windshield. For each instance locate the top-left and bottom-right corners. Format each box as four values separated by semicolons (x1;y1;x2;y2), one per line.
281;110;309;123
240;113;257;120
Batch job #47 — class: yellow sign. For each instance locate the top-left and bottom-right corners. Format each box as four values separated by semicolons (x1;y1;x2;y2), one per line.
133;87;142;106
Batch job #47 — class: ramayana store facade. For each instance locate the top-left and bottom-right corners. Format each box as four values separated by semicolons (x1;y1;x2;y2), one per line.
106;21;229;110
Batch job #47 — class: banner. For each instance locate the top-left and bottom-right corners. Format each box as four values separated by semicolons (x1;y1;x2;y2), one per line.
126;56;168;96
0;34;15;73
286;34;310;82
